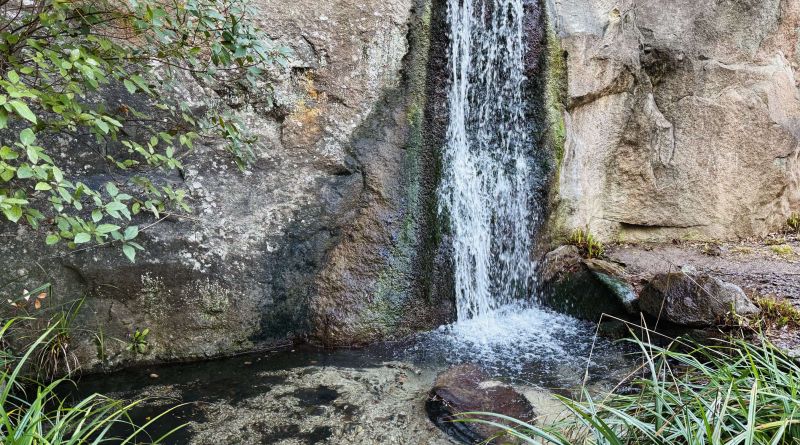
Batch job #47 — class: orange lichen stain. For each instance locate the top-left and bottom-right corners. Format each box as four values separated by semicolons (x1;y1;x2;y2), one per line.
283;70;327;148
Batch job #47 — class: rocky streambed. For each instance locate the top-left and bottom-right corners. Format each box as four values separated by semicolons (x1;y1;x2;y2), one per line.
72;348;450;444
69;305;635;445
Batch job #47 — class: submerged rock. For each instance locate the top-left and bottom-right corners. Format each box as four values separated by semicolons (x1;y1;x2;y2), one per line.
639;271;760;327
109;362;452;445
427;364;536;443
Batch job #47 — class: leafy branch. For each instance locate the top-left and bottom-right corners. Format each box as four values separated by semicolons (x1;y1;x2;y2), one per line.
0;0;289;261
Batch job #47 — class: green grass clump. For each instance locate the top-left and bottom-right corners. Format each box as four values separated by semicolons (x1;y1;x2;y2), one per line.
0;319;182;444
771;245;794;256
756;296;800;328
569;229;605;259
787;213;800;233
459;335;800;444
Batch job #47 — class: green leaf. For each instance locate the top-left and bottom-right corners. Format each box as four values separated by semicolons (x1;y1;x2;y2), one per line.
16;165;34;179
9;101;36;123
91;209;103;222
2;198;29;205
102;115;123;127
0;168;14;182
45;234;60;245
96;224;121;234
130;75;151;94
0;146;18;160
26;146;38;164
3;206;23;223
123;79;137;94
7;70;19;83
105;201;128;219
106;182;119;197
19;128;35;145
35;182;52;191
95;120;110;134
123;244;136;262
74;232;91;244
124;225;139;240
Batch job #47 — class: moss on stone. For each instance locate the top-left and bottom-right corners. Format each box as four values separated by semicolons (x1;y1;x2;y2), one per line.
544;26;568;176
349;0;436;338
390;0;432;274
538;21;573;248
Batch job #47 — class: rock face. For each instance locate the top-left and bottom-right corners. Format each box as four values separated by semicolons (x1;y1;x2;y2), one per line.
0;0;451;368
547;0;800;242
639;270;761;326
427;364;536;443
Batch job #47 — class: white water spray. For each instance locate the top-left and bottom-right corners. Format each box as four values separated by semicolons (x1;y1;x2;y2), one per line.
440;0;536;321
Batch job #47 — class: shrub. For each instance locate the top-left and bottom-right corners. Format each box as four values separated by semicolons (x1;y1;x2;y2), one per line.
755;296;800;329
788;213;800;234
771;245;793;256
0;0;287;261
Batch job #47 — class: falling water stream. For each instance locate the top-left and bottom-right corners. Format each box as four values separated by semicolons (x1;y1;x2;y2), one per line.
440;0;535;321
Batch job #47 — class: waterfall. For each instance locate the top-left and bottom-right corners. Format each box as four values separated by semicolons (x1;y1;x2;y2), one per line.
440;0;537;321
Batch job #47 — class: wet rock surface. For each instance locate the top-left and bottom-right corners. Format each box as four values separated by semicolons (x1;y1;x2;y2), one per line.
540;246;633;321
639;270;760;327
0;0;450;368
188;365;452;445
427;364;536;443
583;258;639;313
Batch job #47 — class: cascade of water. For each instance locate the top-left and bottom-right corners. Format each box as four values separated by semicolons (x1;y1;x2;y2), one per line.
440;0;536;321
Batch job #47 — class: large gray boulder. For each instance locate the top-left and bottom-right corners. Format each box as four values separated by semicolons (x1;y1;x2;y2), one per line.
639;271;760;326
547;0;800;242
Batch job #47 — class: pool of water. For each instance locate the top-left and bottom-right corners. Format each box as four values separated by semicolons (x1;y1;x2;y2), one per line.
69;305;635;444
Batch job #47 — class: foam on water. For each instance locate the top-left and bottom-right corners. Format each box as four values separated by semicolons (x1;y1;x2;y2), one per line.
405;304;629;387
